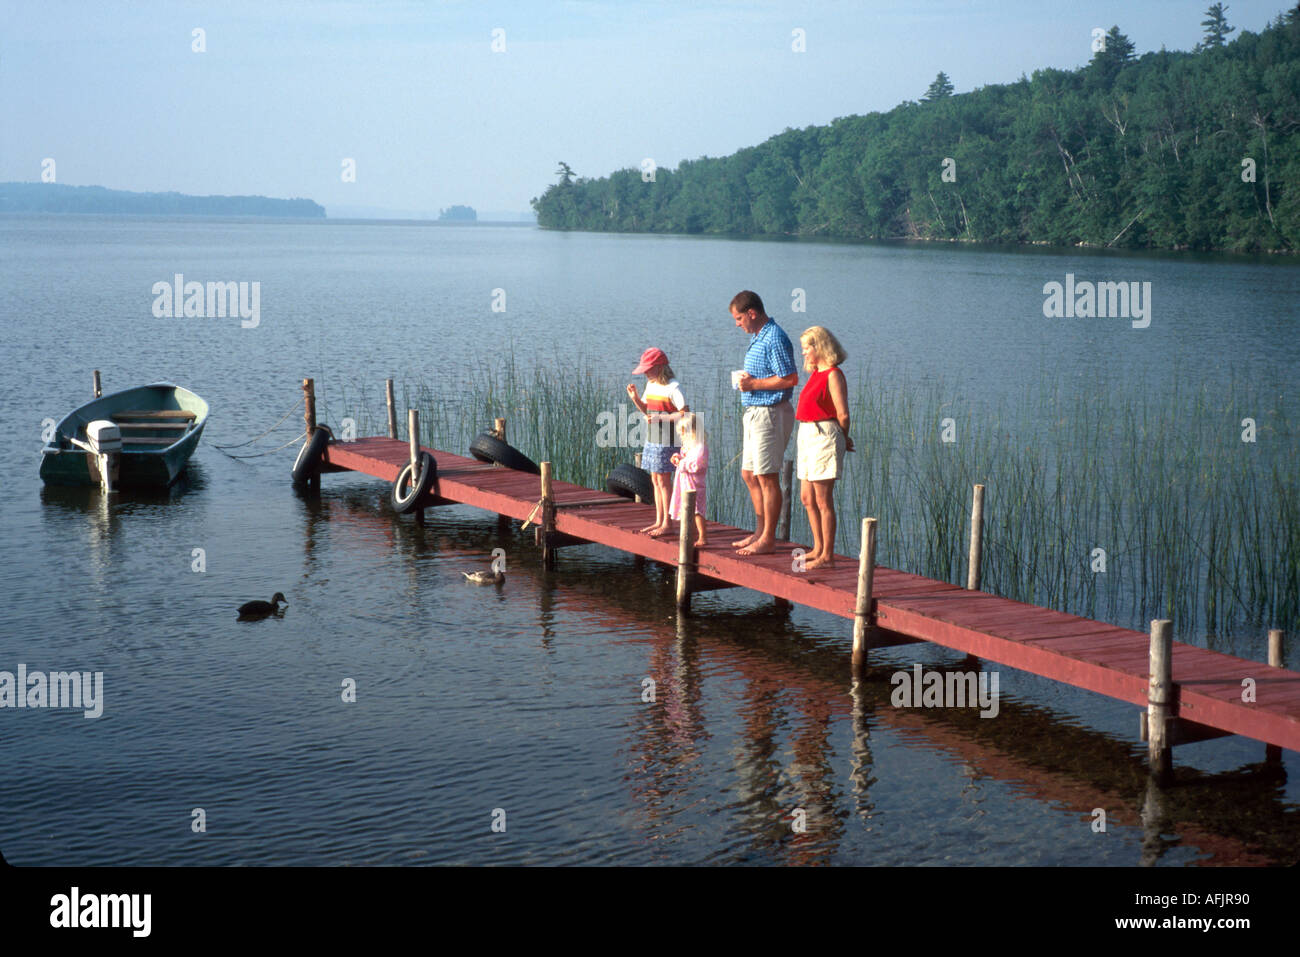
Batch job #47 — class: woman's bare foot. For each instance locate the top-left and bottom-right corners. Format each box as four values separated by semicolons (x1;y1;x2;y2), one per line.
737;538;776;555
639;523;659;533
731;533;757;548
649;524;672;537
805;554;831;570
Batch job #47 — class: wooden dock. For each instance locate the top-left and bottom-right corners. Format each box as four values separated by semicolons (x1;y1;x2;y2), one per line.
315;432;1300;764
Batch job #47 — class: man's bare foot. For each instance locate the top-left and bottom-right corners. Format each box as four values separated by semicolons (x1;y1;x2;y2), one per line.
732;534;757;548
737;538;776;555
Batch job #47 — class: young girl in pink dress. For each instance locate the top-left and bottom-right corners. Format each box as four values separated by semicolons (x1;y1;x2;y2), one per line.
668;412;709;547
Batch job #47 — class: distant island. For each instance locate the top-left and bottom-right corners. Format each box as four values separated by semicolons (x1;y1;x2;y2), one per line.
532;7;1300;253
438;204;477;221
0;182;325;218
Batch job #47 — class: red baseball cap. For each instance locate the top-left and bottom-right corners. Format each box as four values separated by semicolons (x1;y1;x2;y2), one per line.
632;347;668;374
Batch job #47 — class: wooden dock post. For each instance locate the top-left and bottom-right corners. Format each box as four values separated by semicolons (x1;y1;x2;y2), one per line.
676;490;697;611
967;484;985;591
301;378;319;491
1267;629;1284;762
851;517;878;672
494;418;511;532
633;452;646;503
93;370;102;398
1147;619;1173;782
777;460;794;541
538;462;556;567
385;379;397;439
408;408;424;524
303;378;316;434
771;460;795;610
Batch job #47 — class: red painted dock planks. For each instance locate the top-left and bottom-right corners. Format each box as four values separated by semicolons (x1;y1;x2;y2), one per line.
321;438;1300;752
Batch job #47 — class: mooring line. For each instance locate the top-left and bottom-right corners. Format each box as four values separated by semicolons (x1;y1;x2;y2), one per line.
218;431;307;459
211;397;304;450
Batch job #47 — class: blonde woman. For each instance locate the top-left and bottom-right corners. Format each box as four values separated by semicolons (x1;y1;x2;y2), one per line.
795;327;854;569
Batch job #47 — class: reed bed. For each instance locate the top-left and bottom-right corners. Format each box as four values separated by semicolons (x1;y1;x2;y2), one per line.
319;359;1298;648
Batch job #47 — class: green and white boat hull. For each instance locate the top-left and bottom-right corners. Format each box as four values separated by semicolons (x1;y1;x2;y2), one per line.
39;382;209;488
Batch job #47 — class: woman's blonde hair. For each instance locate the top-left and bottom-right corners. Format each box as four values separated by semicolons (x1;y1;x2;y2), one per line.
800;326;847;371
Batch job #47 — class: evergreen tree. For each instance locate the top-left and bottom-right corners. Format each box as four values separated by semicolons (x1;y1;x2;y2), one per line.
1201;3;1235;47
923;71;954;101
555;162;575;186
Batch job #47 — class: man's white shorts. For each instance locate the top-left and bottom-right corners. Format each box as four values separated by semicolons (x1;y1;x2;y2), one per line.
741;402;794;475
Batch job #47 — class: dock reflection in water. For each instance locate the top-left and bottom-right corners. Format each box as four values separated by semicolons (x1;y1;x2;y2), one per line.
322;493;1296;866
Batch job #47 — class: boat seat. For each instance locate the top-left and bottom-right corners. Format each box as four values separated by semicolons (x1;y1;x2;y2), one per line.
115;421;189;430
121;437;174;445
112;410;197;421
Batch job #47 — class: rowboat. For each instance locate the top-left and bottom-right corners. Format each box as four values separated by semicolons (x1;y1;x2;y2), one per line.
39;383;209;488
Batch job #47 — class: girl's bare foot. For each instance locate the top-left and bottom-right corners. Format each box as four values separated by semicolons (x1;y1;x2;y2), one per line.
695;537;708;548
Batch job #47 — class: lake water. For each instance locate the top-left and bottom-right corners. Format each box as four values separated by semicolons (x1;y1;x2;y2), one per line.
0;215;1297;866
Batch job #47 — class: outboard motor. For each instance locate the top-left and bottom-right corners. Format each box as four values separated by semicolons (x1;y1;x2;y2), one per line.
86;419;121;492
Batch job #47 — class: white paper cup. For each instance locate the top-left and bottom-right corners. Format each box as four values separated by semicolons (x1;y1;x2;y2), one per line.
731;370;745;389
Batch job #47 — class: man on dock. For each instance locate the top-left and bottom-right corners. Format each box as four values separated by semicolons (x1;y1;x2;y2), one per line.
730;290;798;555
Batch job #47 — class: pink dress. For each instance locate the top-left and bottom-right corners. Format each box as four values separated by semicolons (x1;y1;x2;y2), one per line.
668;443;708;520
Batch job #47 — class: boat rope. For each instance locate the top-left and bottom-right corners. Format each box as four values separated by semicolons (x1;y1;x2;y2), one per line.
211;397;304;449
218;431;307;459
520;499;544;530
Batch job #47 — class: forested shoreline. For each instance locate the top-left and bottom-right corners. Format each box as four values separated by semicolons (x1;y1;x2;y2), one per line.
532;7;1300;252
0;182;325;218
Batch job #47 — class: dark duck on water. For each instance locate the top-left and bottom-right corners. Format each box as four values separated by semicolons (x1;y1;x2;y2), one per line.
237;593;287;620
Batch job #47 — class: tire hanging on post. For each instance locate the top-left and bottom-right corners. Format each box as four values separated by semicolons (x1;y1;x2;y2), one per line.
292;424;333;485
391;450;436;514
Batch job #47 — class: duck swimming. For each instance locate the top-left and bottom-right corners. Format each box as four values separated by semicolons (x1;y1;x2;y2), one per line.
238;592;287;619
462;570;504;586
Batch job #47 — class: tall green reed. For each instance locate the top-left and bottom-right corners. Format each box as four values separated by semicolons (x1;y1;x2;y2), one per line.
319;357;1298;648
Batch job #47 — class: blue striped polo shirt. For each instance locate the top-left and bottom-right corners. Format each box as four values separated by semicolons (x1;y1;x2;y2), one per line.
742;318;796;406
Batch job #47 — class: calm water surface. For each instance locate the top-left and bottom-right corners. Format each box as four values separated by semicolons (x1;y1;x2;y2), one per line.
0;216;1297;865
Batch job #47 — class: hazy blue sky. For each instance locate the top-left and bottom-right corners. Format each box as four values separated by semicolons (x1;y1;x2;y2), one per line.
1;1;1290;216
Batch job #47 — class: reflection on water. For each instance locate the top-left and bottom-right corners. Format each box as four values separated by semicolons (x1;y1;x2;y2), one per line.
3;219;1297;867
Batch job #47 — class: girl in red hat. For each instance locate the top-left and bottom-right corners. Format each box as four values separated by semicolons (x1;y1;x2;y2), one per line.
626;348;688;536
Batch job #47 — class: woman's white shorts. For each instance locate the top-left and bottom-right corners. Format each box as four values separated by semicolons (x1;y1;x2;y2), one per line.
796;420;846;482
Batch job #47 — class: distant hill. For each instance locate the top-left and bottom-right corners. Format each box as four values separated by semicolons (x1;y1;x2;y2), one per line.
0;182;326;217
